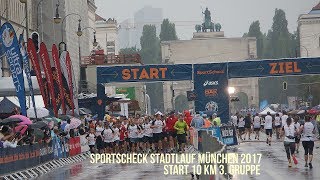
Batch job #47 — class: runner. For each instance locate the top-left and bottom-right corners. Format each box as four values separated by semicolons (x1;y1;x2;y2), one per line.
274;113;281;139
127;119;139;152
102;122;114;153
137;118;145;152
299;115;316;169
264;112;273;146
174;114;189;153
151;113;164;153
244;114;252;140
119;120;127;153
95;121;105;153
282;117;298;167
86;128;96;153
293;116;301;153
112;122;120;153
164;111;178;152
238;115;245;140
143;117;153;153
253;113;261;140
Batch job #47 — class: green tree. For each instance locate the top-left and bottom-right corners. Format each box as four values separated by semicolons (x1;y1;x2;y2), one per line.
140;25;163;112
119;46;140;55
246;21;264;58
160;19;178;41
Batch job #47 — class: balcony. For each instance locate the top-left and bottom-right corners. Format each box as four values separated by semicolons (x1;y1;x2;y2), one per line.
81;53;142;66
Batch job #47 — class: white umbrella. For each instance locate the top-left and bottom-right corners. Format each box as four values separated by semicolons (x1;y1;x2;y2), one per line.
69;117;82;129
27;107;50;118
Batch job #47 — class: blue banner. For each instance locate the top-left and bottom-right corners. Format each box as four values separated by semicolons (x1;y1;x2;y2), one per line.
194;63;229;124
19;33;37;114
0;22;26;115
208;127;222;141
228;57;320;78
97;64;193;83
220;125;238;146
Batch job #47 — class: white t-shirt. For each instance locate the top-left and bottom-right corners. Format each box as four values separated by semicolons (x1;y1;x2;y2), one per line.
274;116;281;126
293;122;300;130
95;126;104;136
231;116;238;126
137;125;144;138
281;115;289;127
102;128;114;142
253;116;261;128
301;122;315;141
264;115;273;130
87;133;96;145
113;127;120;141
238;117;245;128
283;124;295;142
153;120;164;134
144;123;153;137
128;125;139;138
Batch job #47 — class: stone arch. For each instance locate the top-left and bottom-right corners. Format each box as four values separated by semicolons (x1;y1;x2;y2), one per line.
175;94;188;113
234;92;249;111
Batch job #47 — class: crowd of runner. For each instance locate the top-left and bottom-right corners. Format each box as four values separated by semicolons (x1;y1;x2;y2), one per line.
230;111;317;168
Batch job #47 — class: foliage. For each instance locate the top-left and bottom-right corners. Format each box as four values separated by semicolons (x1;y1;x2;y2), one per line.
119;46;140;55
160;19;178;41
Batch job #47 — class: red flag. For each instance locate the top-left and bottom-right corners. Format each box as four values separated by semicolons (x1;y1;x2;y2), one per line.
65;52;75;116
39;42;58;117
27;38;49;107
52;44;66;114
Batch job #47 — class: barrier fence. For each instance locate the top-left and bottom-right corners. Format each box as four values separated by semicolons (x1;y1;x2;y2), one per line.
0;136;83;175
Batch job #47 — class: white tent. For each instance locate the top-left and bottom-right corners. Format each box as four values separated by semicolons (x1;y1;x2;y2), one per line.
259;107;276;115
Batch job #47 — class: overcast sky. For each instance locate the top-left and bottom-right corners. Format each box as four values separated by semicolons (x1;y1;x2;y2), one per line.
95;0;319;39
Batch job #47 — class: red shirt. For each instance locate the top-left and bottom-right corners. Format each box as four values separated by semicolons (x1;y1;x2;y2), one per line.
165;115;178;132
184;112;193;127
119;125;127;141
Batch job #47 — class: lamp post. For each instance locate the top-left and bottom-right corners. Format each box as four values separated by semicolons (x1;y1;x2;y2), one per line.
19;0;28;38
77;26;98;93
295;45;309;57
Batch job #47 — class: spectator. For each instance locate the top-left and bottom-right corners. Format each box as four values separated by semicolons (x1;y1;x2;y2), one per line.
191;112;205;129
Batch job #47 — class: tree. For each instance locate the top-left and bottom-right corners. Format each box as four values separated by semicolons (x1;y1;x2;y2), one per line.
119;46;140;55
246;21;264;58
140;25;163;112
160;19;178;41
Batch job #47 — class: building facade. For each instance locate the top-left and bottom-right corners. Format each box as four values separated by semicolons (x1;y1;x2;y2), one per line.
118;18;137;49
161;32;258;112
298;2;320;57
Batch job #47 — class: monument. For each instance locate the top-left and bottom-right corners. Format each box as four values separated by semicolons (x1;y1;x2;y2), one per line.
195;7;222;32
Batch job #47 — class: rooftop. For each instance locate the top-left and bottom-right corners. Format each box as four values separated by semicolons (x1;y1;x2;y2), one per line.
309;2;320;14
95;14;106;21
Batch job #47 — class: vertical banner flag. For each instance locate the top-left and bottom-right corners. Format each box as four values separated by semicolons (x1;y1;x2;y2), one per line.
19;34;37;116
194;63;229;124
39;42;58;117
27;38;49;107
52;44;66;114
65;52;75;115
0;22;27;115
59;51;73;111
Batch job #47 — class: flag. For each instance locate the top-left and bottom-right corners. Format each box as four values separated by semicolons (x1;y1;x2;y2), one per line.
0;22;27;115
19;33;37;117
39;42;58;117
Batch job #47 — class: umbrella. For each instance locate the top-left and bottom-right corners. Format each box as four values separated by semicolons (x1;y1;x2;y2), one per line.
79;108;92;115
0;117;22;125
297;110;306;114
307;109;318;114
69;117;82;129
27;107;50;118
43;116;61;124
59;115;72;121
33;128;44;140
312;105;320;111
288;110;299;115
9;115;32;125
28;121;47;129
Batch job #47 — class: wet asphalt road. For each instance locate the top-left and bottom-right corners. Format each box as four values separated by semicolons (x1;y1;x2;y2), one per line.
39;135;320;180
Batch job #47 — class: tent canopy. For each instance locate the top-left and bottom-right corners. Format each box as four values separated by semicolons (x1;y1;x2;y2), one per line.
0;97;19;114
259;107;276;115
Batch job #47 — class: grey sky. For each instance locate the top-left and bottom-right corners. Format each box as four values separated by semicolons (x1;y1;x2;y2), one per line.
95;0;319;39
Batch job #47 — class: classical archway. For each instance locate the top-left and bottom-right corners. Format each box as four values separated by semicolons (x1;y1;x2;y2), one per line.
175;94;188;113
234;92;248;111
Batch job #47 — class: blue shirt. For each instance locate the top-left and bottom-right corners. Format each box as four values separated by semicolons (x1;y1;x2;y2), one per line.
191;116;205;129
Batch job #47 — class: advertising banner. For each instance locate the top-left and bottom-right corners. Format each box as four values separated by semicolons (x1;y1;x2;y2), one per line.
220;125;238;146
116;87;135;100
194;63;229;124
27;38;49;107
52;44;66;114
0;22;27;115
59;51;73;110
65;52;76;115
97;64;193;83
39;42;58;117
19;34;37;116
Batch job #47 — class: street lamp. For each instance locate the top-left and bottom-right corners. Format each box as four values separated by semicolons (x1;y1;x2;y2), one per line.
228;87;235;95
81;26;98;47
19;0;28;38
76;19;83;37
53;2;61;24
